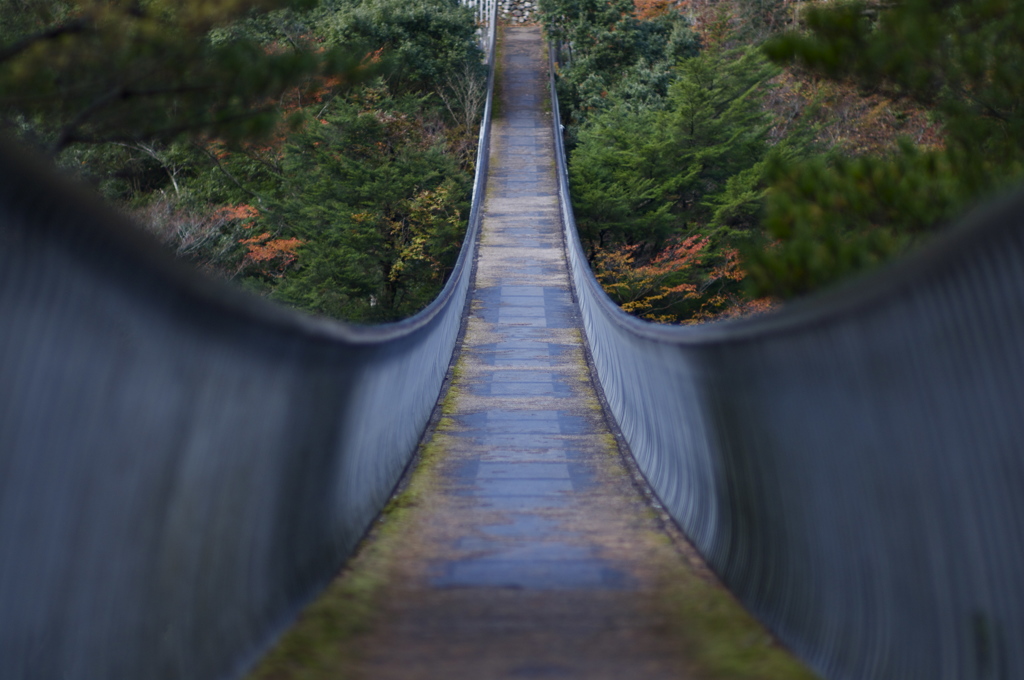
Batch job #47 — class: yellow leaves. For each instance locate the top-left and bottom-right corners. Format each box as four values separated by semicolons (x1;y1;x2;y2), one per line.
387;225;430;282
385;186;461;283
345;186;461;287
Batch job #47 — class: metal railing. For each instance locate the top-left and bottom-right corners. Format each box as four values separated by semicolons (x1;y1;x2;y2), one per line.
466;0;498;56
7;12;1024;680
550;46;1024;680
0;5;496;680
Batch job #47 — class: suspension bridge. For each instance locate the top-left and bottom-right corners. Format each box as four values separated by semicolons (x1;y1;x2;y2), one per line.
3;8;1024;680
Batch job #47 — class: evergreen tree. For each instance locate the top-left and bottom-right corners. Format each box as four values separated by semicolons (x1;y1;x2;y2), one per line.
745;0;1024;298
569;46;785;321
0;0;484;324
570;47;779;250
540;0;698;143
267;90;470;322
321;0;484;95
0;0;363;153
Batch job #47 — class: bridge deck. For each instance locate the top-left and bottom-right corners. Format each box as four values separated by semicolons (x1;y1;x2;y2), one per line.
350;27;698;678
246;26;815;680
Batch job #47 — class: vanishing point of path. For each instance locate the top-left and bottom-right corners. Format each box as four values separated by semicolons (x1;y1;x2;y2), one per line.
353;27;704;679
248;25;817;680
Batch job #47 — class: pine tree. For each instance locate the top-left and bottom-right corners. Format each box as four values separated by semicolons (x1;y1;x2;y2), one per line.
744;0;1024;298
570;47;779;249
0;0;364;153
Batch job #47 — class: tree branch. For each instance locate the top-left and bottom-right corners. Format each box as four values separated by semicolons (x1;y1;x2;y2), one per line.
957;86;1011;124
0;20;88;63
193;142;265;204
52;86;127;153
50;85;260;153
56;107;275;148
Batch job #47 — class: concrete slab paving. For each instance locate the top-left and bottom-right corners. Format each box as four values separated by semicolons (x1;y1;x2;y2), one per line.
242;23;820;680
350;26;702;680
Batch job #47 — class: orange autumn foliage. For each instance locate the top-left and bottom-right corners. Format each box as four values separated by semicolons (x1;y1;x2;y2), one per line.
688;248;776;323
594;235;707;323
238;232;304;277
595;239;776;324
633;0;675;19
213;203;259;222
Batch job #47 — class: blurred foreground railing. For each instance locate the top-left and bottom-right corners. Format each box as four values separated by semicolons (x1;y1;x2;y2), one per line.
550;49;1024;680
0;7;495;680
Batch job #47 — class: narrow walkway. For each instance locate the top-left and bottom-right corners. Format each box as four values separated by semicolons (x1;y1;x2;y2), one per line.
353;27;697;679
247;26;815;680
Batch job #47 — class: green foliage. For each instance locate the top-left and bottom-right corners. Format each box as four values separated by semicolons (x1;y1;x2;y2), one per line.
707;161;772;233
659;48;781;234
570;105;675;250
568;46;790;321
744;143;974;298
0;0;362;152
570;47;780;255
1;0;483;324
266;90;471;322
322;0;484;94
180;1;479;323
541;0;698;142
749;0;1024;298
542;0;809;322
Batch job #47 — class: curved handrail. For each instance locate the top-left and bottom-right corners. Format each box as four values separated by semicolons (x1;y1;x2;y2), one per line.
0;7;496;680
550;47;1024;680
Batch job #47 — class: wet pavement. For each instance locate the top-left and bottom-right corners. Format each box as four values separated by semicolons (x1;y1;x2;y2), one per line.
352;27;695;679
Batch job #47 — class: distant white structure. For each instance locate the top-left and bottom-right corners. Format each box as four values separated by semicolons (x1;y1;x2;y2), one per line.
461;0;499;27
460;0;499;59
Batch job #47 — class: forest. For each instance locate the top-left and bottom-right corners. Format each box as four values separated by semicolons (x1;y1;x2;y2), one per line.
542;0;1024;322
2;0;1021;325
0;0;486;323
